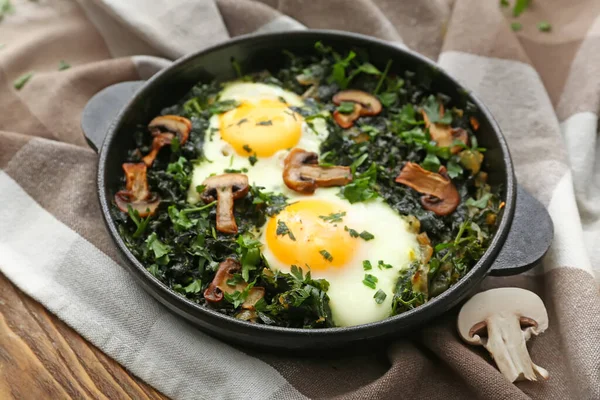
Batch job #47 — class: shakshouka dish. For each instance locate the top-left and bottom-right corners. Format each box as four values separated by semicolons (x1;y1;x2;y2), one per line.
111;42;503;328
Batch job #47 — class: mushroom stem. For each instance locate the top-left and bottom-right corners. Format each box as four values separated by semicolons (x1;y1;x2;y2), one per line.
483;315;549;382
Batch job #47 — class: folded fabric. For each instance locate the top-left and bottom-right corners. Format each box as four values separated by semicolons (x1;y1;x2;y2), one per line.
0;1;599;399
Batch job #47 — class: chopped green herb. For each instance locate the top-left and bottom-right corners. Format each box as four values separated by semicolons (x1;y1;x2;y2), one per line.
422;95;452;125
224;167;249;173
13;71;34;90
249;154;258;166
242;144;252;153
345;226;359;238
374;59;392;94
377;260;393;270
337;101;356;114
58;60;71;71
465;193;493;209
363;260;372;271
511;22;523;32
362;274;378;289
209;100;238;114
184;279;203;294
537;21;551;32
256;120;273;126
276;220;296;241
319;249;333;262
127;205;151;238
359;231;375;241
237;118;249;126
339;162;379;203
512;0;530;17
373;289;387;304
319;211;346;223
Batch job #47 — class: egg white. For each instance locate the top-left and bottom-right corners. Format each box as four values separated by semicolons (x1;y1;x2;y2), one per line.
260;189;421;327
187;82;329;204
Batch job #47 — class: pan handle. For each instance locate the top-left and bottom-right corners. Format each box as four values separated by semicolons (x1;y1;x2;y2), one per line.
489;185;553;276
81;81;145;153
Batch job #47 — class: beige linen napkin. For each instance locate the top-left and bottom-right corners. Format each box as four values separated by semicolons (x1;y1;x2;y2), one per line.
1;1;599;399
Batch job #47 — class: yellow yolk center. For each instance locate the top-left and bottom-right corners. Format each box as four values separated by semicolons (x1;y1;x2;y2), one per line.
219;99;303;157
265;200;357;272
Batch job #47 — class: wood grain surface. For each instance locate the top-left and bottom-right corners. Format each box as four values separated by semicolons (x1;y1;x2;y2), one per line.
0;273;168;400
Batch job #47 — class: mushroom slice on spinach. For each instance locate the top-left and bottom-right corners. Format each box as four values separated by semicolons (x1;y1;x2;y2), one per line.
283;148;352;194
333;103;363;129
199;173;249;234
333;90;382;116
395;162;460;216
421;110;468;154
204;258;266;321
142;115;192;166
148;115;192;143
114;162;160;217
457;288;549;382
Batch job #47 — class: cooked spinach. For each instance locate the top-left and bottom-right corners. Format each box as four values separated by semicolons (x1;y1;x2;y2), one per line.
113;42;501;328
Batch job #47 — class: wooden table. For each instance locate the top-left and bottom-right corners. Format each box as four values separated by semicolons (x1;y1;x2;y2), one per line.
0;274;168;399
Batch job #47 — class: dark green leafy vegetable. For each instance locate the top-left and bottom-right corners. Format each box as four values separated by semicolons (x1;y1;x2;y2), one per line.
113;42;501;328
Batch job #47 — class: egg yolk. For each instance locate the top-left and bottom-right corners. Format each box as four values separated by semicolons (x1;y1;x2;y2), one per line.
265;200;357;272
219;99;303;157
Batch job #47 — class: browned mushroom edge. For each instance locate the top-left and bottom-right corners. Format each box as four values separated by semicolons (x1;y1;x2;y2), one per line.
395;162;461;216
332;103;363;129
142;115;192;167
333;90;382;116
199;173;249;234
204;258;266;318
283;148;353;194
421;110;469;154
148;115;192;144
142;133;174;167
114;163;160;217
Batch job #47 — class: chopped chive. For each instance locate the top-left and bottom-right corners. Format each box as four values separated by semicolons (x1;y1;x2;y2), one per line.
256;120;273;126
362;274;378;289
58;60;71;71
319;211;346;223
249;154;258;166
363;260;372;271
377;260;393;269
373;289;387;304
537;21;551;32
242;144;252;153
319;249;333;262
359;231;374;241
13;71;34;90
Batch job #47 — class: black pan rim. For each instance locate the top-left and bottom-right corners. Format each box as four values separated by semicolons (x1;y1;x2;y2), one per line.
97;29;516;337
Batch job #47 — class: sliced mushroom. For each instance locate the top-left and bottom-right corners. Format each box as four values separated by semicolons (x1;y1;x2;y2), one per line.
422;111;468;154
333;103;363;129
417;232;433;264
204;258;266;313
457;288;549;382
199;173;249;234
142;133;174;167
148;115;191;144
333;90;382;116
114;163;160;217
283;148;352;194
395;162;460;216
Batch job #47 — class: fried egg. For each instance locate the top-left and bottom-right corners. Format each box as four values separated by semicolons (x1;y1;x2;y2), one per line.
260;189;421;327
187;82;329;203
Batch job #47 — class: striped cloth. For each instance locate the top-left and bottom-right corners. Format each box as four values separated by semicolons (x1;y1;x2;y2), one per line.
1;0;599;399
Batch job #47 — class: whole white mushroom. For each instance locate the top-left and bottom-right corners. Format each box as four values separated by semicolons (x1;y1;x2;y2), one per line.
457;287;549;382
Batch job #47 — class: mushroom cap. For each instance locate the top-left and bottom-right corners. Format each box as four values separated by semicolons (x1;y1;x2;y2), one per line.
457;288;549;345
